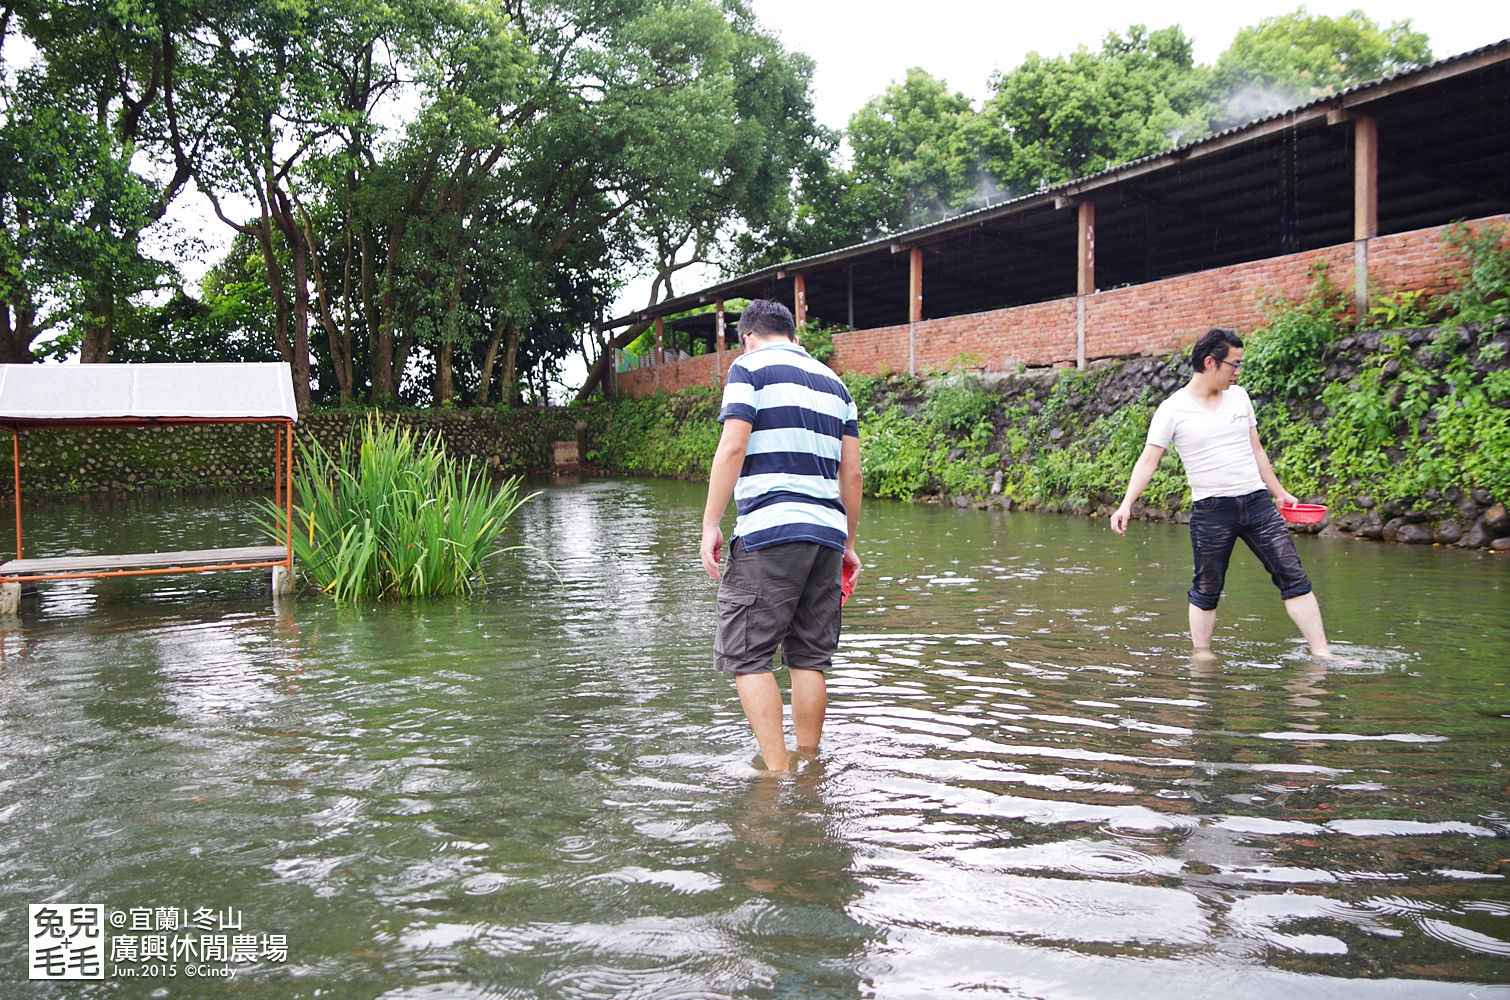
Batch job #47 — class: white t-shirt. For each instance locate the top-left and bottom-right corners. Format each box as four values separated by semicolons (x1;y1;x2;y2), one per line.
1147;384;1266;501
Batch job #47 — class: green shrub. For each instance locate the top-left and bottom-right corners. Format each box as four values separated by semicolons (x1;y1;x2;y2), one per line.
798;324;838;364
1442;221;1510;326
1241;262;1349;400
925;375;995;437
1021;390;1186;509
842;372;887;414
853;374;1002;501
858;406;933;499
1311;332;1510;506
585;389;721;477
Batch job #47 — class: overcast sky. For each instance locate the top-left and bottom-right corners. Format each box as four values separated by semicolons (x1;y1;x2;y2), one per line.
746;1;1508;131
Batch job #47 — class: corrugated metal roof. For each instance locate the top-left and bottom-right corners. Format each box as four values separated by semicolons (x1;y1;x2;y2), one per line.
0;363;299;423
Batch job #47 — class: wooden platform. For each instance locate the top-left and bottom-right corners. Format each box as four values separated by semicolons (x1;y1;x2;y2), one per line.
0;545;289;581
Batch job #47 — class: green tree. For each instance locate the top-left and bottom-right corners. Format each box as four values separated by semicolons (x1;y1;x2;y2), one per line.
843;68;988;234
1;0;193;363
709;12;830;272
982;25;1215;193
175;0;424;412
759;68;997;268
1213;6;1432;122
549;0;827;402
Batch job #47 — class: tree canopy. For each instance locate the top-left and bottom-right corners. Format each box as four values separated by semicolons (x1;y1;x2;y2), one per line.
3;0;826;408
983;25;1216;195
2;3;1440;405
1213;7;1432;118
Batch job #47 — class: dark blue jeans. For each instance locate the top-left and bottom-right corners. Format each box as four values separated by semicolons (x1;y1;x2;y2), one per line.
1188;489;1312;611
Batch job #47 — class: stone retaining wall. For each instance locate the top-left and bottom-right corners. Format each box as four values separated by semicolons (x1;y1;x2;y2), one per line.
908;322;1510;551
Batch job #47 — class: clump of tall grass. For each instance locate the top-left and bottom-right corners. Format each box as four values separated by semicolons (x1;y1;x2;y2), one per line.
260;417;535;600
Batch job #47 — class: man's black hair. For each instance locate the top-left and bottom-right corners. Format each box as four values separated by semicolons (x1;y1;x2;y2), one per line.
1192;328;1243;372
737;299;796;341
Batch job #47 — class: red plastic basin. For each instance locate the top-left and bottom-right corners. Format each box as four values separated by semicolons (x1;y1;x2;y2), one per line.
1280;503;1328;524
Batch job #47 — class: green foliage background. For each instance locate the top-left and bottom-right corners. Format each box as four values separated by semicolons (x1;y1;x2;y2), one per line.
590;224;1510;518
588;320;1507;518
580;387;724;480
6;0;1444;410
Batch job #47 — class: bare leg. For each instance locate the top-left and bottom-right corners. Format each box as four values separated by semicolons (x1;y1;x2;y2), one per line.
734;672;789;771
1284;591;1332;657
789;668;827;752
1188;603;1217;655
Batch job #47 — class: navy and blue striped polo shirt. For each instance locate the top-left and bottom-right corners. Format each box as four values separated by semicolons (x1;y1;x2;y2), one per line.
719;341;859;552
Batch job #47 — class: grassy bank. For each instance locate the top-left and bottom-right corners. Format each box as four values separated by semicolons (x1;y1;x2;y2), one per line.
582;314;1510;548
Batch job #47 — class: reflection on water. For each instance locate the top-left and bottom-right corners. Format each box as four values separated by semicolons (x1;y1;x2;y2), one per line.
0;481;1506;999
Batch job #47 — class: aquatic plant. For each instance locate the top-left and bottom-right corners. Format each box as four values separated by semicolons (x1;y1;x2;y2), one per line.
260;417;534;600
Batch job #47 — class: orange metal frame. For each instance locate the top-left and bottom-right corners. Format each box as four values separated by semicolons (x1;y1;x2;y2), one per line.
2;416;295;584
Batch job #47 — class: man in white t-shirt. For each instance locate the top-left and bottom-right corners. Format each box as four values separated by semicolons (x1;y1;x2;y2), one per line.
1111;328;1334;657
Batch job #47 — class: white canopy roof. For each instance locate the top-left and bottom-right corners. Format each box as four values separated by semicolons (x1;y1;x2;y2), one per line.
0;363;298;422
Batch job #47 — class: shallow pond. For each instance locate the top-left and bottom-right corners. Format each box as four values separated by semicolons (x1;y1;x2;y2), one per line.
2;478;1507;998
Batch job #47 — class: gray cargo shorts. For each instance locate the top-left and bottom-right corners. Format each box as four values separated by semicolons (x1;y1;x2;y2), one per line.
714;538;844;675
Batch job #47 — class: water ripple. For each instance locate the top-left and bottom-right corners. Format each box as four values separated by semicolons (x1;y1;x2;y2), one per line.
5;486;1506;997
1418;918;1510;957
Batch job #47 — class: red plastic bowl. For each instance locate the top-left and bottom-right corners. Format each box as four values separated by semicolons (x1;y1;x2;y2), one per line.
841;563;858;605
1280;503;1328;525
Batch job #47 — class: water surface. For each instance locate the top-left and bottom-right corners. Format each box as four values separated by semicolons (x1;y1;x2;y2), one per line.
1;480;1506;998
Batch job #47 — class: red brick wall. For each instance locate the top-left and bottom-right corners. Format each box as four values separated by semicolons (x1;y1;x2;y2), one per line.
1083;244;1356;360
616;351;734;397
1369;216;1507;298
829;323;911;375
617;215;1509;396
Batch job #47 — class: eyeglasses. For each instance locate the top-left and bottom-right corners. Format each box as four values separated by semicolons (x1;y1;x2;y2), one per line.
1220;359;1243;371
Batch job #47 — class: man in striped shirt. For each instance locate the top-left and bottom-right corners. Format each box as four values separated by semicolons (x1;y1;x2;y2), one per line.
700;299;863;772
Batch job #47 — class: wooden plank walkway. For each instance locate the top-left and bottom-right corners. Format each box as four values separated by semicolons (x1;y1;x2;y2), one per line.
0;546;288;578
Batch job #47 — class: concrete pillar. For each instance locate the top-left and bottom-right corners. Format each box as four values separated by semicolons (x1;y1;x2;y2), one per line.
0;581;19;615
907;248;923;376
1077;201;1095;369
1076;297;1087;371
271;565;296;599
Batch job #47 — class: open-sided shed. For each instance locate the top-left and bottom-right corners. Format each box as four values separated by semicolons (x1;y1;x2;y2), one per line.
0;363;298;611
